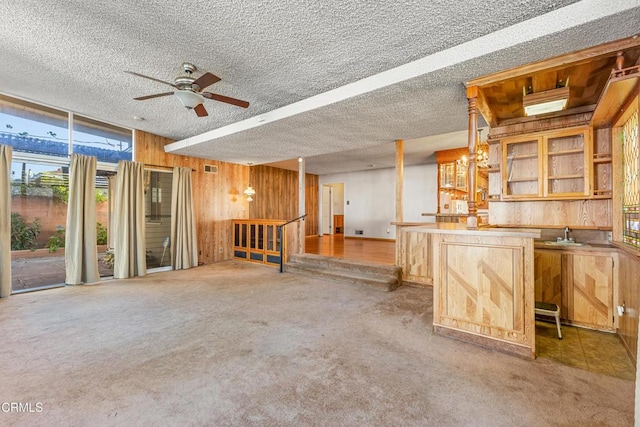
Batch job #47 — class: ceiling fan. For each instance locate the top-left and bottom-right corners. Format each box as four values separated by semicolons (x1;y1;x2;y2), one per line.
125;63;249;117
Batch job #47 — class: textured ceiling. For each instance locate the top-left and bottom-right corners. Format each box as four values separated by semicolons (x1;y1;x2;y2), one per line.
1;1;639;174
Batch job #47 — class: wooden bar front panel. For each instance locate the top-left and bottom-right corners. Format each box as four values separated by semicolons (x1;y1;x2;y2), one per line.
400;230;432;286
430;231;536;358
440;243;523;335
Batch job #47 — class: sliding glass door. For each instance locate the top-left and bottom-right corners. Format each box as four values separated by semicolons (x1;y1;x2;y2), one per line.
145;170;173;269
1;92;132;292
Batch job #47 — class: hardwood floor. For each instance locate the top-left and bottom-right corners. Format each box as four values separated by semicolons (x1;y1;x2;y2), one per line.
305;234;395;265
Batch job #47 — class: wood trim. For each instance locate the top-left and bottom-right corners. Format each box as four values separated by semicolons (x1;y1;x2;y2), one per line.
344;236;395;242
476;87;497;127
467;86;479;229
466;35;640;87
592;71;639;128
498;105;595;127
613;87;639;128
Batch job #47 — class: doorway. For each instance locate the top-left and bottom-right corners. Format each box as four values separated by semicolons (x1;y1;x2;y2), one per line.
321;183;344;236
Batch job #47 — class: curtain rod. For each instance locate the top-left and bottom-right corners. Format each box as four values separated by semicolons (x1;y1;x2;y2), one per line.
144;163;196;172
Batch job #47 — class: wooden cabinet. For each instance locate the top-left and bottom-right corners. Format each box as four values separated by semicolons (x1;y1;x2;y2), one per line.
436;146;488;212
439;162;467;193
233;219;284;267
503;136;541;198
534;250;563;315
567;253;614;329
333;214;344;234
534;248;614;330
501;127;592;200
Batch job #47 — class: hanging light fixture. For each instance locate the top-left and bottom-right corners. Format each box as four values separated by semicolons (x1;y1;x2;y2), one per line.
457;129;489;168
244;185;256;202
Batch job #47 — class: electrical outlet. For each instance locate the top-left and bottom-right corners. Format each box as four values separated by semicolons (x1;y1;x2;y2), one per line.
607;231;612;241
219;247;224;253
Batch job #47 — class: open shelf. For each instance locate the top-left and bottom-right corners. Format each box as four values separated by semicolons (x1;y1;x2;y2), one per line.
548;174;584;180
593;155;612;163
507;153;538;160
548;148;584;156
507;177;538;183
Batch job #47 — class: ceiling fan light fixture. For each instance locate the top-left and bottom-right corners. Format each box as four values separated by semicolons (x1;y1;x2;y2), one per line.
175;90;205;109
523;86;570;116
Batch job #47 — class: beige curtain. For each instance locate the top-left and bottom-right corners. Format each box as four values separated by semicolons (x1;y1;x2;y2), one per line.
171;167;198;270
106;175;117;249
113;160;146;278
0;145;12;298
65;154;100;284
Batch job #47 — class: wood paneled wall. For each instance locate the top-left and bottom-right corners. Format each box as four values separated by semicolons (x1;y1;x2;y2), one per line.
489;199;612;228
618;249;640;363
134;130;249;264
248;165;319;236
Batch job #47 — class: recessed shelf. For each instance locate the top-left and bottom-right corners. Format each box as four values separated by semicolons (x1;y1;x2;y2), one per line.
548;148;584;156
548;174;584;180
507;177;539;182
507;154;538;160
593;156;612;164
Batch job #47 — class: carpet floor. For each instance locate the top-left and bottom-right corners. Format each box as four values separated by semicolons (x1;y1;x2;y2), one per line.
0;261;634;426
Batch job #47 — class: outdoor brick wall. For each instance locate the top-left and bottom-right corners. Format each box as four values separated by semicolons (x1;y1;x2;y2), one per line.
11;195;109;247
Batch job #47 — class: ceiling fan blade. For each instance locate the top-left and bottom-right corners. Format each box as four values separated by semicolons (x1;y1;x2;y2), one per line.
202;92;249;108
125;71;177;88
194;103;208;117
133;92;174;101
193;72;221;90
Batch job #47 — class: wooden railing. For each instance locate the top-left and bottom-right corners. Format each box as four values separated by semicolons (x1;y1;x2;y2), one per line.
232;215;307;271
232;219;285;267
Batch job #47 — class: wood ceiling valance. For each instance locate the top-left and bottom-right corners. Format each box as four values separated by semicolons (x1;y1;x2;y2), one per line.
466;35;640;128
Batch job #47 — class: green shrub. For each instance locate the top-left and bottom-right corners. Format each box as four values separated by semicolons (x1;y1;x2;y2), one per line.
11;213;40;251
45;226;65;253
101;248;114;269
96;222;108;245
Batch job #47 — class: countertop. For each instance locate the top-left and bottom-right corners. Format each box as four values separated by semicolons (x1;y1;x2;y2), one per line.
405;223;541;238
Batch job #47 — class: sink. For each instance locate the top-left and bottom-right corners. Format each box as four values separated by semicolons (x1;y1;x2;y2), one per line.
544;241;588;247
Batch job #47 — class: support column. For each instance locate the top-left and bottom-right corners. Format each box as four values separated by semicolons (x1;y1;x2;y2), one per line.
395;139;404;266
395;139;404;223
298;157;305;254
466;86;478;230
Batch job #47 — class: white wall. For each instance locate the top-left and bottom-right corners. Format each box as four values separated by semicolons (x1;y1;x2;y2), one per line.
319;164;437;239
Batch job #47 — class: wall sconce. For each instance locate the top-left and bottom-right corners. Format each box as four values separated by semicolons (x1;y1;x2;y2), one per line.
244;185;256;202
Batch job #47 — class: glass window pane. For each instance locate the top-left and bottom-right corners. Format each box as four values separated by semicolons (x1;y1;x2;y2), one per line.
73;114;132;163
0;94;69;158
144;170;172;268
10;160;68;292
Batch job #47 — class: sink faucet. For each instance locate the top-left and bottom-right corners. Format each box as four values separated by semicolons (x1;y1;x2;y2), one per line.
564;226;570;241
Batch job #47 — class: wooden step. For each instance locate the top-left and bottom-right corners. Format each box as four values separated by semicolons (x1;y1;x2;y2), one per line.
285;254;401;292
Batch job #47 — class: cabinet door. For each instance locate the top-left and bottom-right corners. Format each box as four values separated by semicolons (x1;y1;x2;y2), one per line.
534;251;564;318
439;162;455;190
502;138;542;198
568;254;613;329
544;129;590;197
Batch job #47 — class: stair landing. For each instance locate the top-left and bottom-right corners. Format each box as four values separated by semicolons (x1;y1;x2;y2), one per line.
285;253;401;292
